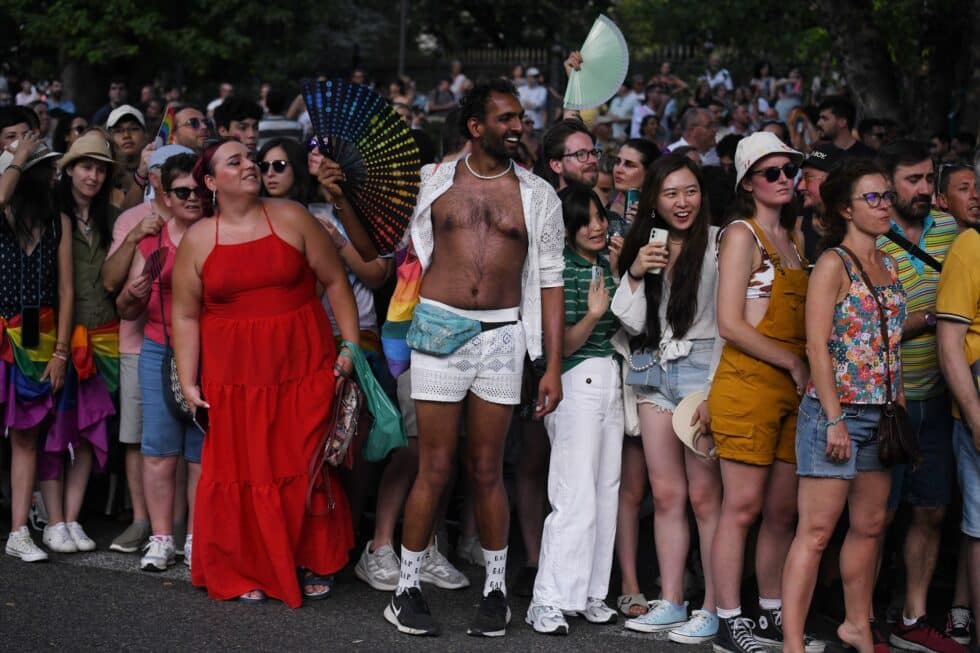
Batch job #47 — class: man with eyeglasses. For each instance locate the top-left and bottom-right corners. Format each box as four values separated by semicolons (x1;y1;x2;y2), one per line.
876;140;966;653
92;78;128;127
796;142;841;260
102;143;196;557
542;119;599;191
857;118;886;152
172;105;209;153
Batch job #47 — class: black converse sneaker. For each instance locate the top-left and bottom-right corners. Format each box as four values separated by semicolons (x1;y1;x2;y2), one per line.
384;587;440;636
713;616;768;653
756;608;825;653
467;589;511;637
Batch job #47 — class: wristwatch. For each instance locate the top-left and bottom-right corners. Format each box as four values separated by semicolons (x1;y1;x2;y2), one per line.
924;311;937;328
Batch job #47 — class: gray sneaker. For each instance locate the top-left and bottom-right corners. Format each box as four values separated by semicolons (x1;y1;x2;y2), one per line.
420;539;470;590
110;521;151;553
355;540;401;591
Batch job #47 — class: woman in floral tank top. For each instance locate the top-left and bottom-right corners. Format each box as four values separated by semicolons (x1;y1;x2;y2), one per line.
782;159;907;653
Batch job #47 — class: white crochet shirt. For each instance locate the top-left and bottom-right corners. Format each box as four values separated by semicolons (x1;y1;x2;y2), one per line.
408;160;565;360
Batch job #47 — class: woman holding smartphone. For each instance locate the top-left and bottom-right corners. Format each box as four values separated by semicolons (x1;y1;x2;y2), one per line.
707;132;815;653
613;154;724;643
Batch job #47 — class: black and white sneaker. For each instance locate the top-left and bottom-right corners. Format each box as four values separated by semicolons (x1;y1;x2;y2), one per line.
713;616;768;653
755;608;825;653
384;587;440;636
467;589;511;637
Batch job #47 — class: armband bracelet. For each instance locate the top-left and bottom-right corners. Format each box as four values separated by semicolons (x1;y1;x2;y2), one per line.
52;351;69;362
133;171;148;188
826;413;846;427
6;163;23;174
627;268;644;281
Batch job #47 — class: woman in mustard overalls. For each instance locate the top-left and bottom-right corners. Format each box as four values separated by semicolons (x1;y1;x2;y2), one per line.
707;133;815;653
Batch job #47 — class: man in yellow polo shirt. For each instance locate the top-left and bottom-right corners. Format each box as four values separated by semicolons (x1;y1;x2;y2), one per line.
936;226;980;648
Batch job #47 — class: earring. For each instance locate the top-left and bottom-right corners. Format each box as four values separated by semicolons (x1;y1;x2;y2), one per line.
212;189;217;206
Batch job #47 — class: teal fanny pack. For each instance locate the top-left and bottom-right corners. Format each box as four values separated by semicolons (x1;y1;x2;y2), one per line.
407;302;516;356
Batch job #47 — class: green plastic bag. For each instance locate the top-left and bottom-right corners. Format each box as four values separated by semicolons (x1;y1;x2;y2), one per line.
341;340;406;461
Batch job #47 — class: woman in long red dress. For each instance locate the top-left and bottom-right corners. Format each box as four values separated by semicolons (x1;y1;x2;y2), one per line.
170;140;360;607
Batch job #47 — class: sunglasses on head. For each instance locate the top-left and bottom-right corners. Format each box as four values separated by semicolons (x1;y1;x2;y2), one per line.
258;160;289;174
167;186;204;200
752;163;799;183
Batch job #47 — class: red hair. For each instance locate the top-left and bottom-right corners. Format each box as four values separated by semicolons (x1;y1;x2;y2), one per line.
192;140;229;217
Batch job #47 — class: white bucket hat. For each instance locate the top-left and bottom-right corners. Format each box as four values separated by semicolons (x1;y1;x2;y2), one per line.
734;131;803;190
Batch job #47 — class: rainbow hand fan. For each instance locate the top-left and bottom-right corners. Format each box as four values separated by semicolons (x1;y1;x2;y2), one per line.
563;15;630;111
302;78;421;255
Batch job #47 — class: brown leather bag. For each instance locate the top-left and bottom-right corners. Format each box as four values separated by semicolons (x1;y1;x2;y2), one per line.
838;247;918;467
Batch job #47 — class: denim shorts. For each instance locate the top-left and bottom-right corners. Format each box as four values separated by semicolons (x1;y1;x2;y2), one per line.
795;395;886;479
633;339;712;412
886;392;954;511
138;338;204;462
953;420;980;538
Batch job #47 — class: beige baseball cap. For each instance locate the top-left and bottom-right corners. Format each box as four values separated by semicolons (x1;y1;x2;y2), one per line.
671;391;717;459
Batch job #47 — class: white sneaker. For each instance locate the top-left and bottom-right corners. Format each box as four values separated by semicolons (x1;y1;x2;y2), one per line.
354;540;401;591
183;534;193;570
5;526;48;562
42;522;78;553
526;602;570;635
65;521;96;552
140;536;176;572
456;534;484;567
420;539;470;590
578;597;617;624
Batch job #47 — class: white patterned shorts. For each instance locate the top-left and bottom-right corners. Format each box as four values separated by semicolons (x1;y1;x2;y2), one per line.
410;311;526;406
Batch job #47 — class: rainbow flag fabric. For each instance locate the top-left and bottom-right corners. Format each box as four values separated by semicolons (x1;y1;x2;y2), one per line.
380;246;422;378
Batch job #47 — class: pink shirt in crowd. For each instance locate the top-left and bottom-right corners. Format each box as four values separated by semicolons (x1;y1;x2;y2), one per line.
136;222;176;346
108;202;154;354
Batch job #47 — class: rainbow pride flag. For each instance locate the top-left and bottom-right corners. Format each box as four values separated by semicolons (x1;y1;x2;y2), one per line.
380;246;422;378
154;104;178;148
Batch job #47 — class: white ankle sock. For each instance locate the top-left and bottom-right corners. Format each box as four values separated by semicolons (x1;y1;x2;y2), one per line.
396;546;425;595
482;546;507;596
902;614;920;627
718;606;742;619
759;597;782;611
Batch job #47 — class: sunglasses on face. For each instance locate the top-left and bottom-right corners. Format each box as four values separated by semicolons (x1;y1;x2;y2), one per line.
258;160;289;174
561;147;602;163
167;186;204;200
180;118;206;130
307;136;325;153
853;191;897;208
752;163;799;183
72;125;87;134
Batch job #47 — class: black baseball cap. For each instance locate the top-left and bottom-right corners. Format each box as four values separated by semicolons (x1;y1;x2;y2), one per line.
802;142;843;173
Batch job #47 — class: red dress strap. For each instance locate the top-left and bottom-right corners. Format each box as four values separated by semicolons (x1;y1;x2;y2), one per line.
262;203;275;236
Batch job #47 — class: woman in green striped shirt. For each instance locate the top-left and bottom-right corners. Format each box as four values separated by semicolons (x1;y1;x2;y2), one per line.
526;184;624;635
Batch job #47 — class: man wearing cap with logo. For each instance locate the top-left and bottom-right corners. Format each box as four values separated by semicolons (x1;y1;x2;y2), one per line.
797;143;842;260
518;68;548;132
102;143;195;556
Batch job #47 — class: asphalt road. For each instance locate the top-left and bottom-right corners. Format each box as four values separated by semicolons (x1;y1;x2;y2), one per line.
0;518;703;653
